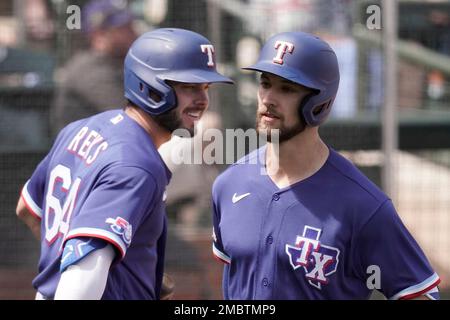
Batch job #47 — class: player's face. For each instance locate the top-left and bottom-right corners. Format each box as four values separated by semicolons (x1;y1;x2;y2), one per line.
174;82;210;135
256;73;312;143
155;82;210;135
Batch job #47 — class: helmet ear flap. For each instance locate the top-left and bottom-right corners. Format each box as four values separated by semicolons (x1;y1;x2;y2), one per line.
139;81;163;104
301;91;334;127
312;100;332;116
138;82;162;104
125;64;177;115
298;91;319;126
143;78;178;114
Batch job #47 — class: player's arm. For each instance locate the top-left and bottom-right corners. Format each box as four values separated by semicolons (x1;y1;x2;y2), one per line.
211;186;231;264
16;151;55;241
355;200;440;300
55;240;115;300
16;195;41;240
161;273;175;300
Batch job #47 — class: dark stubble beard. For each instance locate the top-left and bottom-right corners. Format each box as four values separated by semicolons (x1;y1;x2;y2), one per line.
256;113;306;143
153;108;195;137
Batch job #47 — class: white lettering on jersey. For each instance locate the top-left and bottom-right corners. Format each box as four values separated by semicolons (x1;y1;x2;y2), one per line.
67;127;89;152
201;44;215;67
67;127;108;165
273;40;295;65
78;130;102;158
86;141;108;165
45;164;81;245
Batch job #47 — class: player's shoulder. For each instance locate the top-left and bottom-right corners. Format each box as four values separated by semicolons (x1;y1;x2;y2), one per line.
100;111;171;182
58;109;118;139
61;110;170;182
51;116;91;150
235;146;264;165
326;148;387;203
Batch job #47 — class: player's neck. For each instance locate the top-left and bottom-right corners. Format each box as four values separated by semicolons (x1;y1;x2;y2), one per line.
125;106;172;148
265;128;329;188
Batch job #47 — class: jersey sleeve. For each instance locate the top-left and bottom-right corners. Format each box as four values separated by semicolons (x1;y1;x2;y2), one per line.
21;154;52;219
354;200;440;300
60;237;108;272
64;165;159;259
211;184;231;264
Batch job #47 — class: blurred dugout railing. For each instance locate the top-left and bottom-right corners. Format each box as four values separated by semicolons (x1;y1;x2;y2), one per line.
0;0;449;299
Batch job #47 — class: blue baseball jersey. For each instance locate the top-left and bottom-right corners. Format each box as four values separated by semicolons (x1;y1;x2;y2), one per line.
21;109;171;299
212;146;440;300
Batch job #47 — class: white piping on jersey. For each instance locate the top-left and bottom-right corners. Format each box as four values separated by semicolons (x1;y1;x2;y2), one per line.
212;243;231;264
22;180;43;218
389;272;440;300
66;227;127;258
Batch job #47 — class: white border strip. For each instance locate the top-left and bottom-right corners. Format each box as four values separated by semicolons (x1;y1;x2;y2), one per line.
21;180;42;218
212;243;231;264
390;273;440;300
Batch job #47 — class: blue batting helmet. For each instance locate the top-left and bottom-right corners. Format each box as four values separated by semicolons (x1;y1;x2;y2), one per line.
243;32;340;126
124;28;233;115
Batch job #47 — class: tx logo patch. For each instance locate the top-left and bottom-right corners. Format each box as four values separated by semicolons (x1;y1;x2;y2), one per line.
106;216;132;245
285;225;340;289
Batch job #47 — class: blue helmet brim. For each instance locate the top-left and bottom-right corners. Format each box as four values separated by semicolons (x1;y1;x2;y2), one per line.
243;61;323;92
161;69;233;84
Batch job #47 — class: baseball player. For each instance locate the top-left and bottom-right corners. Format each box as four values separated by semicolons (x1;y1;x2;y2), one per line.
211;32;440;300
16;28;232;300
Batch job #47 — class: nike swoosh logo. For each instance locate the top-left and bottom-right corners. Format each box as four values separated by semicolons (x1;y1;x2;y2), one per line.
232;192;251;203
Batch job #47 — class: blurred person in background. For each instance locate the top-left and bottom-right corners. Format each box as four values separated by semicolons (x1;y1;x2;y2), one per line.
51;0;137;134
24;0;55;49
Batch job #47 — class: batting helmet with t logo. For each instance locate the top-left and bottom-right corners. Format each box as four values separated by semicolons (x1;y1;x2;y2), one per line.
124;28;233;115
243;32;340;126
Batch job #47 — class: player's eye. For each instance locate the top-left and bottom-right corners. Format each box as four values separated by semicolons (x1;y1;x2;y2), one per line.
181;84;196;90
281;85;297;93
260;81;270;89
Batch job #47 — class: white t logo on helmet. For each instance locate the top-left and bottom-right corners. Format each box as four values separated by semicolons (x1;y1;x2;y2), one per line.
273;40;295;65
201;44;215;67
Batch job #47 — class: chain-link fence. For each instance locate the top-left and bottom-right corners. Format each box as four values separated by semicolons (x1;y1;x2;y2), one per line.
0;0;449;299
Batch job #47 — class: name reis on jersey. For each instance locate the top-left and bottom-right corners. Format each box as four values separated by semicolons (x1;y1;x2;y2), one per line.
67;126;108;165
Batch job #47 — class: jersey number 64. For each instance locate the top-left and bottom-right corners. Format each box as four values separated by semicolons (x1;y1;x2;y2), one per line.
44;164;81;246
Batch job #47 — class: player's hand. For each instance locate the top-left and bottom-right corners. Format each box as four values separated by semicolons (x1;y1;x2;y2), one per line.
160;273;175;300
